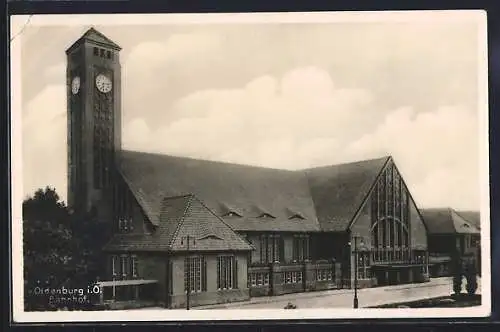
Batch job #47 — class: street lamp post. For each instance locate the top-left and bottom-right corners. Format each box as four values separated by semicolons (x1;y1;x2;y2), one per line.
181;235;193;310
353;236;359;309
349;235;363;309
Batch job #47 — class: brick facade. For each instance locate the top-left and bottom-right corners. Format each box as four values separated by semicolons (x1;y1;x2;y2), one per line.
169;254;249;309
247;260;342;297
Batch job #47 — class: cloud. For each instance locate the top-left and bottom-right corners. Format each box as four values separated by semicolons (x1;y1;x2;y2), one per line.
123;66;374;168
22;84;67;202
123;66;479;210
346;105;479;209
123;32;222;78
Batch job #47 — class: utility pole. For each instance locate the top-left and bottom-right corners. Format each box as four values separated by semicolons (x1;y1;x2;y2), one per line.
186;234;190;310
353;236;359;309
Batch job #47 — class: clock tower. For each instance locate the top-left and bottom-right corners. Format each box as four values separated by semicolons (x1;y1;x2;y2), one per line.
66;28;122;215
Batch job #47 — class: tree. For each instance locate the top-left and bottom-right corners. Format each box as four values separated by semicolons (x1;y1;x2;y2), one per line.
69;206;112;283
23;187;74;310
451;251;463;295
23;187;108;310
464;254;478;295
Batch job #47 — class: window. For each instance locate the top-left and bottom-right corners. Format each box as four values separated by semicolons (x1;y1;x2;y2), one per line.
118;218;133;232
111;255;118;277
100;48;105;57
250;273;257;286
357;253;370;279
284;271;302;284
465;235;473;249
93;47;99;56
217;256;238;290
316;269;333;281
259;234;282;263
120;255;129;278
184;256;206;293
293;234;310;262
106;50;111;59
223;211;241;218
249;272;270;287
131;255;138;277
371;165;411;263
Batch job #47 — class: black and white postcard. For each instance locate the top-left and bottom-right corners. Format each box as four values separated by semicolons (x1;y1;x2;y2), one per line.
10;10;490;322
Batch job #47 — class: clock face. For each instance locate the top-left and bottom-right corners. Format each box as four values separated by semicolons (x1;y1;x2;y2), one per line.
71;76;80;94
95;74;112;93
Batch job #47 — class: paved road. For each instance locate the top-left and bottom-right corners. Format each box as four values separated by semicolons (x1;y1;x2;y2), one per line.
196;277;481;309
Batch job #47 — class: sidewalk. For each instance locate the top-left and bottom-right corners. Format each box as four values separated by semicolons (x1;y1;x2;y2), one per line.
196;277;480;309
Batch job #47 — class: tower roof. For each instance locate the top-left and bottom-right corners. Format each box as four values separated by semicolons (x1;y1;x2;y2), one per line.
66;27;121;54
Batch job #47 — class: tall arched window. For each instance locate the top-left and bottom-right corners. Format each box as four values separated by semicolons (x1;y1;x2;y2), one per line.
371;165;411;262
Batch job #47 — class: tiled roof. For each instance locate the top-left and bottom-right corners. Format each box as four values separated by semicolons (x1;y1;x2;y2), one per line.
114;151;393;237
305;156;390;232
117;150;321;232
420;208;480;235
104;194;253;252
456;211;481;230
66;28;122;54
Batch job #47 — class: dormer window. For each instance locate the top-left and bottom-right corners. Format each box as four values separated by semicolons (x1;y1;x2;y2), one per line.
258;213;275;219
289;214;305;220
222;211;242;218
199;234;223;241
462;223;470;228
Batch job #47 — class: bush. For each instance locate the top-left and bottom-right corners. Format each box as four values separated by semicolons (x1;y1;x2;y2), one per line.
453;274;462;295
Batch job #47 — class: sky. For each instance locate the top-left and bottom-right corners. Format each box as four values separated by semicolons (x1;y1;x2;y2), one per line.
16;12;487;210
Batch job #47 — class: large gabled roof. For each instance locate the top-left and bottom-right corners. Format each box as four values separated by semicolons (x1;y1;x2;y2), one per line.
117;150;321;232
420;208;480;235
305;156;390;232
104;194;253;252
114;150;394;234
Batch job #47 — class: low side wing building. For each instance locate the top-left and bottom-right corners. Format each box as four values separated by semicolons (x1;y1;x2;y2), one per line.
421;208;481;278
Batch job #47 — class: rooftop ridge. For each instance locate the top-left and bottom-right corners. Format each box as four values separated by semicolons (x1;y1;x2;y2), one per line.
303;155;391;172
166;194;194;249
120;149;391;172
